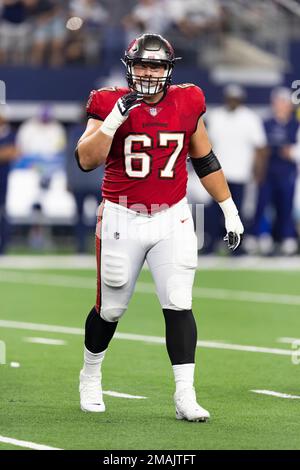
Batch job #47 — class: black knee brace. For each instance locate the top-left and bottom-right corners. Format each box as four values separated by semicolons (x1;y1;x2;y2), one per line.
85;306;118;353
162;309;197;365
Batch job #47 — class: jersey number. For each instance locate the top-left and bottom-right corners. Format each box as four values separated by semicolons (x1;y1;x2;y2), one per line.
124;133;184;179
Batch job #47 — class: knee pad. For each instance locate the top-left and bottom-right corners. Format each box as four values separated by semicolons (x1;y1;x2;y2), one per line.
100;306;126;323
100;307;126;323
102;251;129;288
166;274;193;311
100;252;130;321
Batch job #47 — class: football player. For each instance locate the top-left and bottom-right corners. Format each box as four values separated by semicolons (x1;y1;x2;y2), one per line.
76;33;244;422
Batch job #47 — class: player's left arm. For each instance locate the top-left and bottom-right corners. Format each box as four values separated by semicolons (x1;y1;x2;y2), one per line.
189;118;230;202
189;117;244;250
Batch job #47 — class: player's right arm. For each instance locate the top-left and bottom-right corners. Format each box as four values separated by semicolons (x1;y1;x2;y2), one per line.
76;90;142;171
76;118;112;171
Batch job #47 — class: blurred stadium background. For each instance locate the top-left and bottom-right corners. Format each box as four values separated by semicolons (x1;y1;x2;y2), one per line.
1;0;300;452
0;0;300;256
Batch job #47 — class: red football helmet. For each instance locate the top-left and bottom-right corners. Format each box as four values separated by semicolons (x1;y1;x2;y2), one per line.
122;33;180;95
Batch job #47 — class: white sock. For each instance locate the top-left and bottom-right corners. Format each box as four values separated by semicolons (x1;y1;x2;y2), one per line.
82;346;106;376
172;364;195;393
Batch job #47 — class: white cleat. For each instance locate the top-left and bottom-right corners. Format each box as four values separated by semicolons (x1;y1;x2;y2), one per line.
174;387;210;422
79;370;105;413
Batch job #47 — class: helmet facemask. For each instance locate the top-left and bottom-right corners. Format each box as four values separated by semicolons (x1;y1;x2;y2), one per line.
122;33;180;97
125;59;173;96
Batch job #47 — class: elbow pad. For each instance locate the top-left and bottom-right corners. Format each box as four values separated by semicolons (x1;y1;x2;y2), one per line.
190;149;221;178
75;147;93;173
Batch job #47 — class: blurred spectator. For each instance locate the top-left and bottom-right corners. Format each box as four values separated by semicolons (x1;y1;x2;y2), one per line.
0;108;18;254
64;29;86;65
122;0;172;44
66;112;103;253
0;0;30;65
203;84;267;254
173;0;222;38
16;104;67;249
162;0;224;65
249;87;300;256
24;0;66;66
69;0;108;24
99;0;134;70
68;0;109;64
16;104;66;173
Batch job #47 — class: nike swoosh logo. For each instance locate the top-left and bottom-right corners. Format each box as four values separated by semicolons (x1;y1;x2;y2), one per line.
180;218;189;223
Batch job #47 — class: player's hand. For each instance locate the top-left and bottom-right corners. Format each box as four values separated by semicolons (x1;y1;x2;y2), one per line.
223;213;244;251
100;92;143;138
117;91;143;117
219;197;244;251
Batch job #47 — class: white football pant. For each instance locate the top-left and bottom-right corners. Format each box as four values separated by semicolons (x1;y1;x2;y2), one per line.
95;198;198;322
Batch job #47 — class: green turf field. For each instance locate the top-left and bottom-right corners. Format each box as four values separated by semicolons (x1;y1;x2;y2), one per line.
1;264;300;450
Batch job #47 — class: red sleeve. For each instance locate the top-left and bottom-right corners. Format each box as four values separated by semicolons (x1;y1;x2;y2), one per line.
86;90;106;121
175;84;206;133
193;86;206;118
86;87;129;121
189;86;206;133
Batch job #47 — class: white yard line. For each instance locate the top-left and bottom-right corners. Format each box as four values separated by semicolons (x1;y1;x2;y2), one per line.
0;255;300;270
0;271;300;307
0;319;83;335
277;337;300;344
195;256;300;271
10;362;20;368
0;255;96;270
23;337;66;346
0;435;62;450
196;341;291;356
250;390;300;400
191;286;300;307
0;319;293;357
0;271;94;289
103;391;147;399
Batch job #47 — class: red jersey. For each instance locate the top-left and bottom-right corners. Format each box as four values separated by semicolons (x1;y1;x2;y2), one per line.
86;84;206;212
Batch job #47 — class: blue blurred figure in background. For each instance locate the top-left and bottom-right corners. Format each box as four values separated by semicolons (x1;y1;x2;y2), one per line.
0;108;18;254
251;87;300;255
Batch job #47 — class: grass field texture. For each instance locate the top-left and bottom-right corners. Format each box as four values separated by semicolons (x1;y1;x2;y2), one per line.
1;264;300;450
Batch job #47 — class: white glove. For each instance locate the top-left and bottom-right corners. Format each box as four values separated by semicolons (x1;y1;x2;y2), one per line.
100;91;143;138
219;197;244;251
